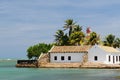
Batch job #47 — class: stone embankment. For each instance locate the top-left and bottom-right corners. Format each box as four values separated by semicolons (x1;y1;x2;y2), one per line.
81;62;120;69
39;63;82;68
39;62;120;69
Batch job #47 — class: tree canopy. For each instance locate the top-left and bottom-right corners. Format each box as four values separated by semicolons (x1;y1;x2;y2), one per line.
27;43;53;59
87;32;100;45
113;38;120;48
27;18;120;59
103;34;120;48
103;34;115;47
63;19;76;36
54;19;100;46
70;31;85;45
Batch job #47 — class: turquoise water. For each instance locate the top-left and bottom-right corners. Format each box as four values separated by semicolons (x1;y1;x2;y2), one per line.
0;60;120;80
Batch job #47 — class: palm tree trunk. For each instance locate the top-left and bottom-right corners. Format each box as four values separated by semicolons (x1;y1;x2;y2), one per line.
69;26;72;36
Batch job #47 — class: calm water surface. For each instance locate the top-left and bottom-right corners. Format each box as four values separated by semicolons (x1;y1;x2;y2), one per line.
0;60;120;80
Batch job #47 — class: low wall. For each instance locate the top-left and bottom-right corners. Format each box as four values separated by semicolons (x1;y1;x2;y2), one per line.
16;60;38;68
38;62;120;69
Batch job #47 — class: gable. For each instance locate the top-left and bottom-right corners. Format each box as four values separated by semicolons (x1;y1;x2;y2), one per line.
89;45;120;54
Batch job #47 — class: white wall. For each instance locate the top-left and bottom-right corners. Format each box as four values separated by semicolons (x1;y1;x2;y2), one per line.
106;54;120;64
50;53;85;63
88;45;108;63
88;45;120;64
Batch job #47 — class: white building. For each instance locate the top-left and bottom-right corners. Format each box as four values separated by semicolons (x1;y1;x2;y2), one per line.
88;45;120;64
49;45;120;64
49;46;91;63
116;47;120;51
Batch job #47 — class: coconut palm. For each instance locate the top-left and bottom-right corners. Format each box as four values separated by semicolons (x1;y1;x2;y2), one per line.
63;19;76;36
103;34;115;47
70;31;85;46
73;25;82;32
87;32;100;45
54;30;64;45
113;38;120;48
61;34;69;45
54;30;69;46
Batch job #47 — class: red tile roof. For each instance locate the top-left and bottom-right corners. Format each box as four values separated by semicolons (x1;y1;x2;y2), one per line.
49;46;91;53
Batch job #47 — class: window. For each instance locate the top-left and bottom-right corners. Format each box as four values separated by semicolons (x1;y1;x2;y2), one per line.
119;56;120;61
54;56;57;60
108;56;111;62
68;56;71;60
61;56;64;60
94;56;98;61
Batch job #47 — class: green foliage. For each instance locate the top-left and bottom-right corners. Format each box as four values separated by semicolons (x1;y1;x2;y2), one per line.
113;38;120;48
54;30;69;46
26;18;120;60
103;34;115;47
54;19;101;46
61;34;69;45
87;32;100;45
27;43;53;59
55;19;84;46
103;34;120;48
72;25;82;32
70;31;85;45
54;30;64;45
63;19;76;36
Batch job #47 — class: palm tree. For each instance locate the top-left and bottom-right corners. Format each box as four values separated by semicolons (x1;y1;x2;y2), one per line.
61;34;69;46
70;31;85;46
113;38;120;48
73;25;82;32
54;30;64;45
54;30;69;46
63;19;76;36
103;34;115;47
87;32;100;45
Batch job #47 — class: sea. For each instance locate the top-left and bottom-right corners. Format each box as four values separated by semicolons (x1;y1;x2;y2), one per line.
1;60;120;80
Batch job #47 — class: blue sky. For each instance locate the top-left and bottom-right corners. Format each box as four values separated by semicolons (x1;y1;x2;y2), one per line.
0;0;120;59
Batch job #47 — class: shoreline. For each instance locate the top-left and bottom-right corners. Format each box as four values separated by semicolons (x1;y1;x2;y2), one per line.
16;61;120;69
16;64;37;68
